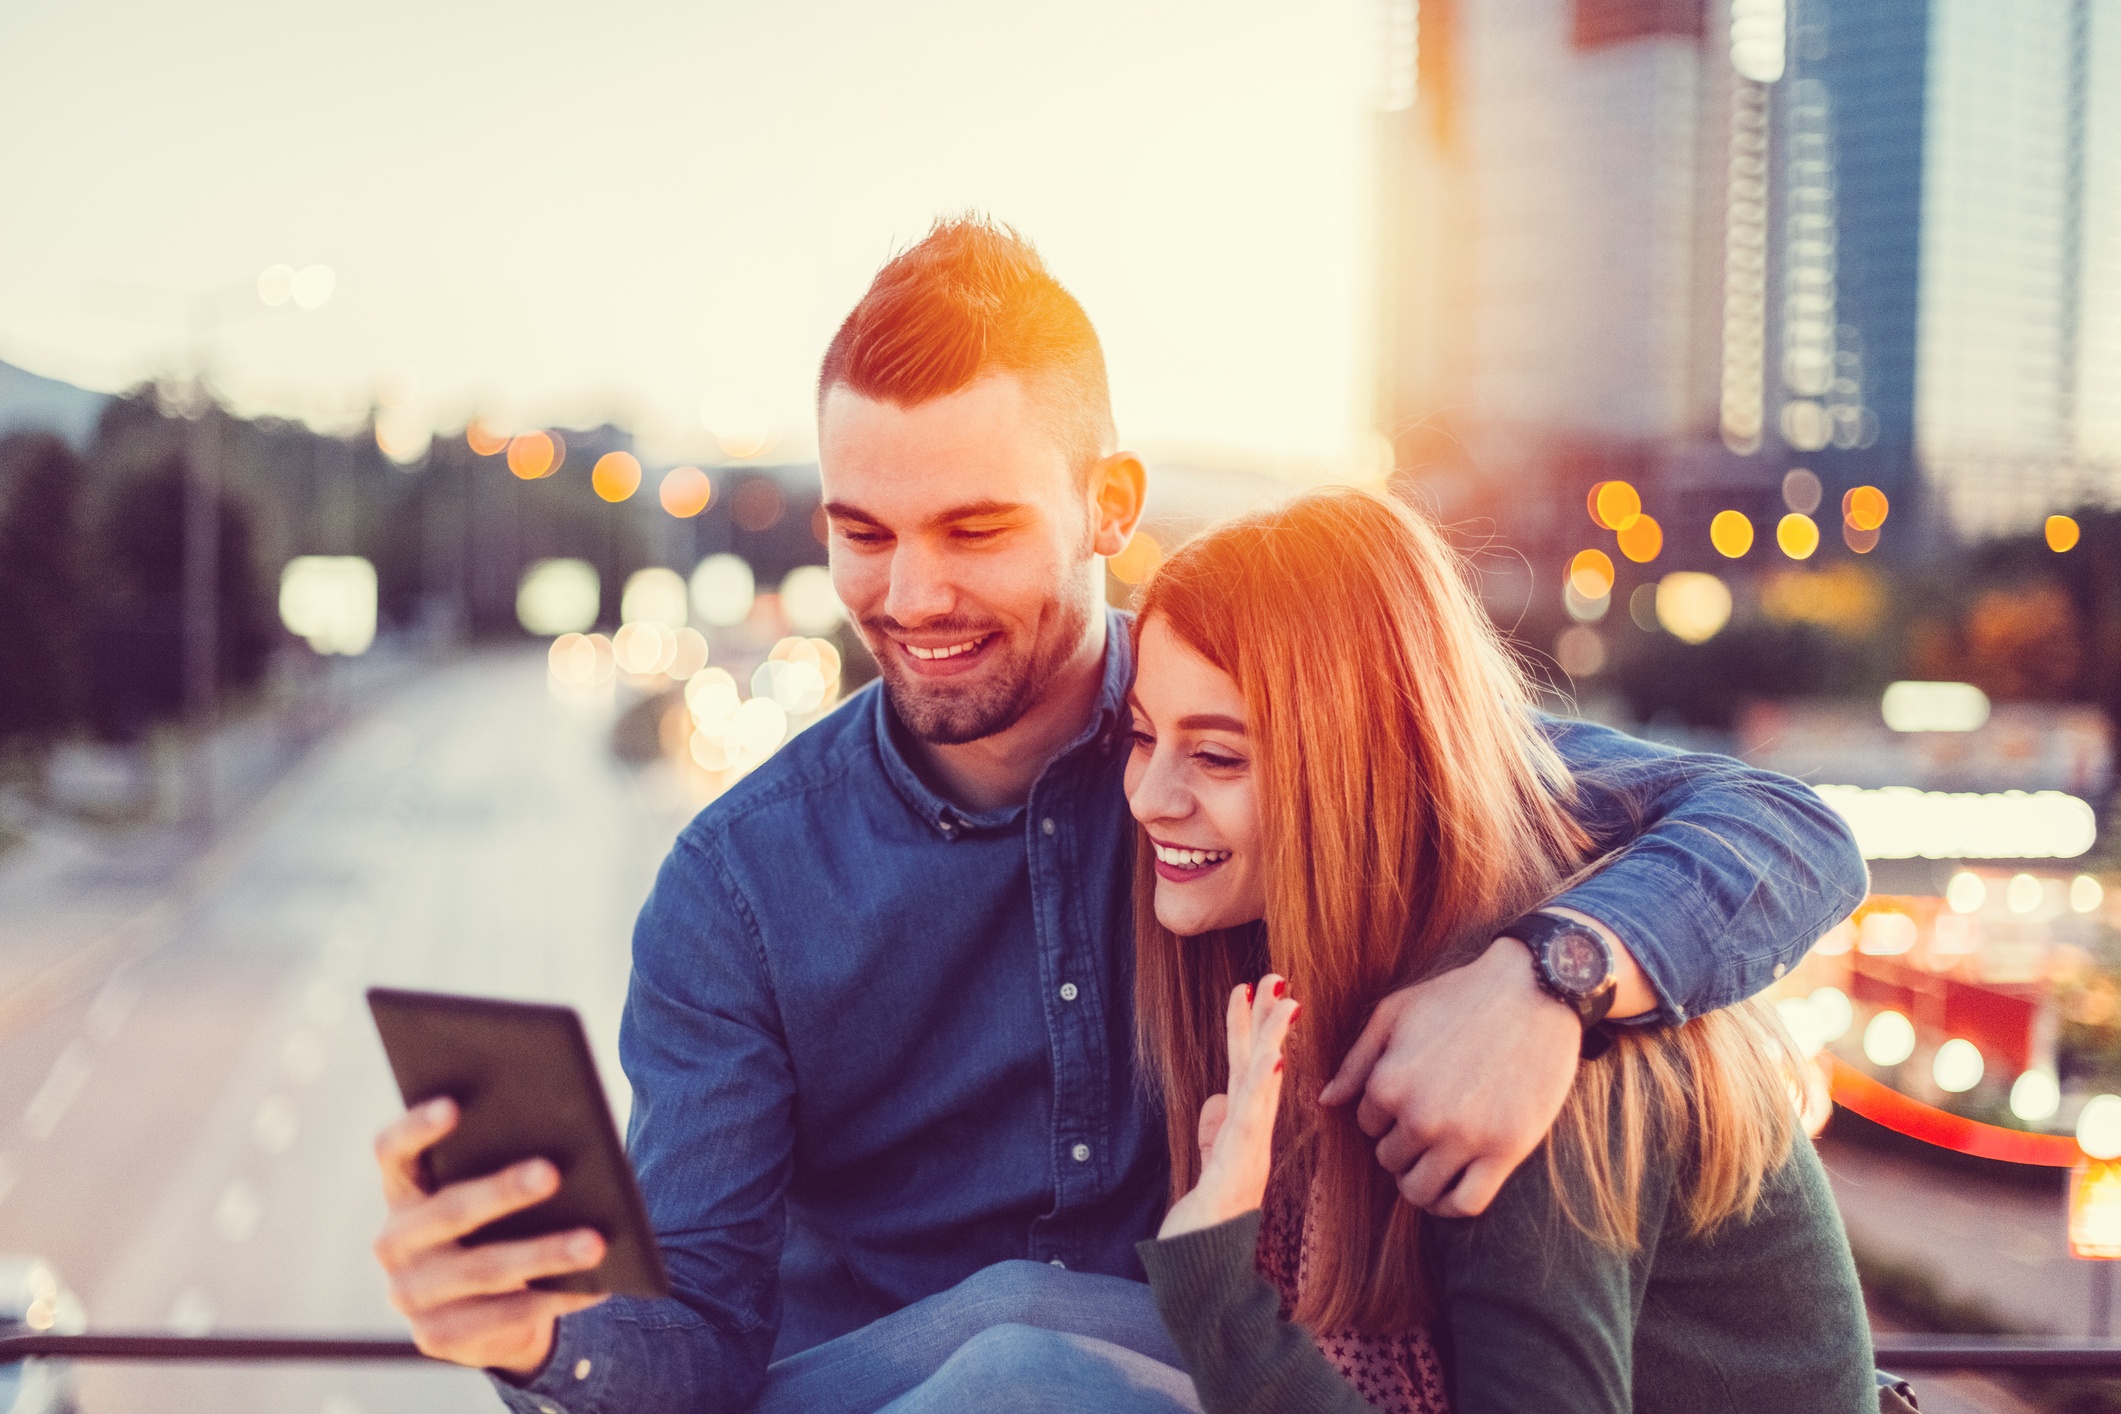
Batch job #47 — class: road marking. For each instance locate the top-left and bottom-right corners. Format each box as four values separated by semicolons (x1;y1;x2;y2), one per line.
23;1039;92;1141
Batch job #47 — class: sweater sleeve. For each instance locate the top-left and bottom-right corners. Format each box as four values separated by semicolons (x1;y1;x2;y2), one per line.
1138;1213;1375;1414
1423;1148;1665;1414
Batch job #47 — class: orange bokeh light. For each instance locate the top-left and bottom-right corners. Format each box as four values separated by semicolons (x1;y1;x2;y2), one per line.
1842;485;1889;532
1568;548;1616;599
592;451;642;503
2048;515;2082;552
1709;509;1754;558
660;465;712;518
467;421;509;456
1589;480;1641;531
1109;531;1164;585
1616;513;1662;563
1776;512;1820;560
507;432;557;480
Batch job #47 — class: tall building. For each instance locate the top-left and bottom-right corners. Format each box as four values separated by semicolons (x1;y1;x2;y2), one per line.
1378;0;2121;549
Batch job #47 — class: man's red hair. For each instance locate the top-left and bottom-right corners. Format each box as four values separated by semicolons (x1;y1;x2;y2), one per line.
817;215;1116;474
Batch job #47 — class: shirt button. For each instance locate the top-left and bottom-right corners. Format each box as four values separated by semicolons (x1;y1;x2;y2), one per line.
1041;817;1056;836
1071;1142;1090;1163
574;1358;593;1380
1772;962;1787;978
1059;983;1078;1002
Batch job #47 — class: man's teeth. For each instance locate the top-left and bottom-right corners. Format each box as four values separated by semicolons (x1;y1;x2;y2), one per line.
1153;843;1232;869
905;637;988;661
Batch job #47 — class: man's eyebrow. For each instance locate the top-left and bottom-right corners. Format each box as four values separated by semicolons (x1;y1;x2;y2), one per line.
1177;713;1248;734
932;499;1031;524
820;501;883;527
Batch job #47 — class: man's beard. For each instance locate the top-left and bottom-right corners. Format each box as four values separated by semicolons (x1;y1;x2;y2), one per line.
864;589;1094;746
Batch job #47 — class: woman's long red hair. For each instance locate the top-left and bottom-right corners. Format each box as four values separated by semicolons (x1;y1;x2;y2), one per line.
1131;488;1796;1336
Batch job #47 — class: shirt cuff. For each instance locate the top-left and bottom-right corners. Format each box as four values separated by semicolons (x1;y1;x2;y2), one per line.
488;1307;606;1414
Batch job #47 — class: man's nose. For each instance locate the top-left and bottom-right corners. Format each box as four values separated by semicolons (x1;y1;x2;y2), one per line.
883;539;957;625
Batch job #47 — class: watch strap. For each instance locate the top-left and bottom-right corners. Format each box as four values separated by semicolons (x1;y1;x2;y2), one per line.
1508;910;1618;1035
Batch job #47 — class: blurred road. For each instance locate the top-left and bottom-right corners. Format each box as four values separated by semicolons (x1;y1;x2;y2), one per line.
0;650;695;1414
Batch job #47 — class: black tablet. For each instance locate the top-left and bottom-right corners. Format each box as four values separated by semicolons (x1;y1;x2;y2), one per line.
366;987;670;1299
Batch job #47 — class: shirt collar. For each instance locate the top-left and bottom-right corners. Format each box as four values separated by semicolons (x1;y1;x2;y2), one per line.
873;607;1135;836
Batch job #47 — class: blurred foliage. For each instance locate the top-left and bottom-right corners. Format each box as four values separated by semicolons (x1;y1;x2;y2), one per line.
0;435;90;756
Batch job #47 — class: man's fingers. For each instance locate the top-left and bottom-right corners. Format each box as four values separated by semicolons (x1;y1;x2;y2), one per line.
375;1099;458;1207
409;1287;607;1364
1319;1000;1395;1108
1428;1157;1511;1219
375;1159;560;1269
1397;1144;1472;1212
1353;1088;1400;1141
1371;1116;1424;1175
390;1228;606;1316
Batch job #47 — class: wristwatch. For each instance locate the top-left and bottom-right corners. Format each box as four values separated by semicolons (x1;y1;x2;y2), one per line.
1506;911;1618;1059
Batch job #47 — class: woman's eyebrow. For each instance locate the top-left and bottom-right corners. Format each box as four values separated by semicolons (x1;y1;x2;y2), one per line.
1176;713;1247;734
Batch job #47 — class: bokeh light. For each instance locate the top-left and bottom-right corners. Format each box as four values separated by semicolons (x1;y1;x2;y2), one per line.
1946;870;1986;914
1842;521;1880;554
516;559;599;636
1567;548;1616;599
613;622;678;676
668;627;710;680
1863;1010;1916;1067
1816;785;2098;860
466;421;510;456
2047;514;2082;552
290;264;335;310
780;565;845;634
1781;467;1822;514
690;554;756;626
1809;985;1853;1042
256;264;295;307
1933;1038;1984;1094
1880;680;1990;733
507;432;558;480
2008;873;2044;914
374;412;431;465
1776;512;1820;559
278;556;377;656
660;466;712;518
592;452;643;503
1555;625;1605;677
1653;572;1732;644
1842;485;1890;531
732;477;787;532
1857;911;1917;955
1110;532;1165;585
2011;1069;2062;1124
2076;876;2107;914
2082;1095;2121;1160
1709;509;1754;558
1588;480;1641;531
1615;513;1662;563
621;567;689;628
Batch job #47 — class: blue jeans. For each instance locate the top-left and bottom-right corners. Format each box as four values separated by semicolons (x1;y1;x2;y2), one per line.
749;1261;1202;1414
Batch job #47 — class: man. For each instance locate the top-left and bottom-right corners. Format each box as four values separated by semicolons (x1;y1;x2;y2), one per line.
371;218;1867;1413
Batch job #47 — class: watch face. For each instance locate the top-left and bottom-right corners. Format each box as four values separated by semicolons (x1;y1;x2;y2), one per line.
1549;928;1611;994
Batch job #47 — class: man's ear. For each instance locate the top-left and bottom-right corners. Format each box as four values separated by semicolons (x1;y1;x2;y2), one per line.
1088;452;1147;558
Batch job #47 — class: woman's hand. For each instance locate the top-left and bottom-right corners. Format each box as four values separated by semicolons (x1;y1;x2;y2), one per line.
1159;974;1300;1239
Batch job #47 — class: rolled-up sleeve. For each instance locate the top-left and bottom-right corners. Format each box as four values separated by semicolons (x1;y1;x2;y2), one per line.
492;831;793;1414
1539;715;1868;1024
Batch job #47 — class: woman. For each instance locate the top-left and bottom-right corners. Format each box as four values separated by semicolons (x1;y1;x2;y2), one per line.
1120;487;1878;1413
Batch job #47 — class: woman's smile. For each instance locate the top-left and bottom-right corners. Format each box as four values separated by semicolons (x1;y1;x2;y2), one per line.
1149;837;1234;882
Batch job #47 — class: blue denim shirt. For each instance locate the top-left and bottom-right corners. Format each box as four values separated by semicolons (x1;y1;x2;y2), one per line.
497;610;1866;1414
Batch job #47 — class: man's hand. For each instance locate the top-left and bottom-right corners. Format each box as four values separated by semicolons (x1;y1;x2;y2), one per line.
373;1098;610;1378
1319;939;1585;1218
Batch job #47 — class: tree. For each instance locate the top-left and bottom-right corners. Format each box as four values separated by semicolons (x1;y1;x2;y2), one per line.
0;433;91;760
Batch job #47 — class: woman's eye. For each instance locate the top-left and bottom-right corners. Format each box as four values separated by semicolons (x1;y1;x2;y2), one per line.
1127;729;1155;751
1195;749;1245;771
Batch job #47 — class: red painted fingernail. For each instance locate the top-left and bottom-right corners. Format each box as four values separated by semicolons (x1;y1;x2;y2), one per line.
1291;1003;1302;1021
1274;979;1288;998
1244;984;1254;1003
1274;1059;1284;1073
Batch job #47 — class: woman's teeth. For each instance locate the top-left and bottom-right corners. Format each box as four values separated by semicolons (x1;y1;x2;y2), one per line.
1153;843;1232;869
905;636;989;661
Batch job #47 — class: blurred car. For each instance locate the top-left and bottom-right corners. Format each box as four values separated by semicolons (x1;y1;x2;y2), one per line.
0;1257;83;1414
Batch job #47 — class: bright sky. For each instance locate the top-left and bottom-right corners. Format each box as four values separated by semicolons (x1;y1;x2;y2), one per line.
0;1;1376;471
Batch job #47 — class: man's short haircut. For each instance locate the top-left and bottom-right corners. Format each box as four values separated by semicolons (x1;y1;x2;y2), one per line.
818;215;1117;479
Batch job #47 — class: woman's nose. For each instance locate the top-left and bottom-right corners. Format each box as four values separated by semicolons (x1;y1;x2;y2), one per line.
1126;750;1192;826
